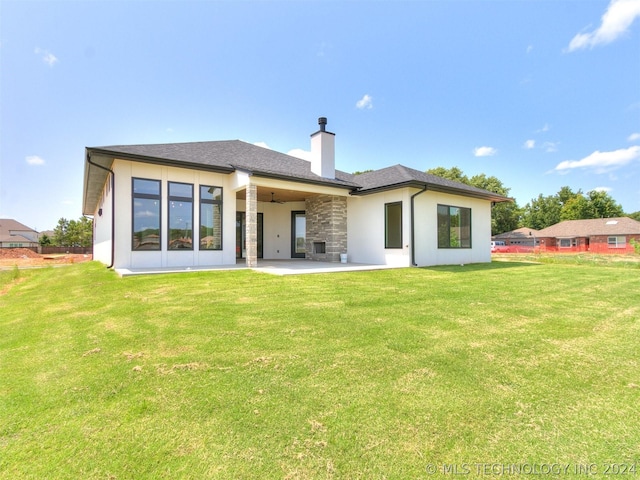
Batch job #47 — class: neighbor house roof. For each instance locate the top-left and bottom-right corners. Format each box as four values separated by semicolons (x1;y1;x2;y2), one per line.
0;219;37;235
537;217;640;238
84;140;510;215
493;227;540;240
0;219;38;244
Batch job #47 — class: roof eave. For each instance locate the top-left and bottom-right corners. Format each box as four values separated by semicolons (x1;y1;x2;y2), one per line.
351;180;512;203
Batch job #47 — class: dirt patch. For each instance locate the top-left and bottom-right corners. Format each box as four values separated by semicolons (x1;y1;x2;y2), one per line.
0;248;93;268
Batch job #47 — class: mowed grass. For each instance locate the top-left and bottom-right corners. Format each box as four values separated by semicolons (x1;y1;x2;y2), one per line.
1;260;638;479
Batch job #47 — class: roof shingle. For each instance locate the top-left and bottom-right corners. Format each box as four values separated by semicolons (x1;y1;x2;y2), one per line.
537;217;640;237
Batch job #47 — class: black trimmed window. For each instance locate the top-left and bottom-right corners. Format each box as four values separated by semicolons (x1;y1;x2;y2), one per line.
437;204;471;248
132;178;161;250
200;185;223;250
168;182;194;250
385;201;403;249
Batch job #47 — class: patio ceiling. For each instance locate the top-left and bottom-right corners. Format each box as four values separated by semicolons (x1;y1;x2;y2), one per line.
235;187;320;203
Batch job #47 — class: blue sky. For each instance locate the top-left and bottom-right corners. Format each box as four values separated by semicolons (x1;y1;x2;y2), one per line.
1;0;639;231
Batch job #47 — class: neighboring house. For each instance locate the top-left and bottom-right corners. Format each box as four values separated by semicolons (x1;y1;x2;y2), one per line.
0;219;39;248
492;227;540;251
82;118;510;271
536;217;640;253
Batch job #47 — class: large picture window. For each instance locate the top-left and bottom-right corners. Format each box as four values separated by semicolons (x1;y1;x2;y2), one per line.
132;178;161;250
437;204;471;248
168;182;193;250
200;185;223;250
385;202;403;249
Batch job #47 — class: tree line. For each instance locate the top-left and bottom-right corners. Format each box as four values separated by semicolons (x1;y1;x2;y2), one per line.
39;217;93;247
426;166;639;235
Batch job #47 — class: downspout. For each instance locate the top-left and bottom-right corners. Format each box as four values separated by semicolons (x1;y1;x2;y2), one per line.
87;153;115;269
410;185;428;266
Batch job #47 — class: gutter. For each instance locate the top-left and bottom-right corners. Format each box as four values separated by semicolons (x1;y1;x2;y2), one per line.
410;185;428;266
86;152;115;269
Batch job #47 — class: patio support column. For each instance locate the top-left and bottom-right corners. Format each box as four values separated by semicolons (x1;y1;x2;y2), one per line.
245;184;258;267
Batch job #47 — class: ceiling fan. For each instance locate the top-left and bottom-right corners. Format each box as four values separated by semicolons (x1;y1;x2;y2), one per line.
270;192;285;204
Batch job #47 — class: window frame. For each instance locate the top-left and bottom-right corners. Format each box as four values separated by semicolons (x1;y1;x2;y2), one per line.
607;236;625;248
132;177;161;251
199;185;223;251
437;204;472;249
167;181;194;251
385;201;403;249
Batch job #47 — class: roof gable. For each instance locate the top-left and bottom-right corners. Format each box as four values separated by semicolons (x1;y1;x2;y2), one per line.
0;219;38;235
353;164;510;202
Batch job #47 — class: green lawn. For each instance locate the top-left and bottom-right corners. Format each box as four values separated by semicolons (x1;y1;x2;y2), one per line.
1;260;638;479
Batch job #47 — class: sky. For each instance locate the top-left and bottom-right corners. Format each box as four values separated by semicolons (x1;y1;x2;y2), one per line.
1;0;639;232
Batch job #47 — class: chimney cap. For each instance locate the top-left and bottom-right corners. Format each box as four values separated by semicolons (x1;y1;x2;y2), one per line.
318;117;327;131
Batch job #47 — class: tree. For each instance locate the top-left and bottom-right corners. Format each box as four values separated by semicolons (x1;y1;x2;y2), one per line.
38;233;51;246
521;194;563;230
628;211;640;222
560;194;594;221
52;217;93;247
426;167;521;235
586;190;624;218
523;187;625;229
426;166;468;184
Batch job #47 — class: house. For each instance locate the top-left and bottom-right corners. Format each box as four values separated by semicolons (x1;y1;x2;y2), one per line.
536;217;640;253
0;219;39;248
492;227;540;251
82;118;510;271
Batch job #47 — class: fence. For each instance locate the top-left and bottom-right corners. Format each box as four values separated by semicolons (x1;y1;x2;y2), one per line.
39;246;93;255
497;245;637;254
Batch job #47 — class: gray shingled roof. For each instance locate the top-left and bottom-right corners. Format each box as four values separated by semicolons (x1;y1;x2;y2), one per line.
84;140;510;214
353;164;510;202
537;217;640;237
89;140;359;188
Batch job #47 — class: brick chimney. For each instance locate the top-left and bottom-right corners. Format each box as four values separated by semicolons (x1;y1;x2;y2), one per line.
310;117;335;178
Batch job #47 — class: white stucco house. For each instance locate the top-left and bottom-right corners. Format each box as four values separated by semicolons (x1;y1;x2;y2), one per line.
82;117;510;271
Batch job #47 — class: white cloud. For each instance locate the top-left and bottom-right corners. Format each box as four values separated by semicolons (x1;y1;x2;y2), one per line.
567;0;640;52
473;146;497;157
526;45;533;54
536;123;550;133
543;141;559;153
356;94;373;110
253;142;272;150
592;186;612;193
554;145;640;173
34;47;59;66
287;148;312;161
26;155;45;166
628;132;640;141
524;139;536;149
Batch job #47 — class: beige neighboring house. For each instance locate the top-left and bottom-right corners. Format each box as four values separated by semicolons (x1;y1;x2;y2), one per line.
0;219;39;248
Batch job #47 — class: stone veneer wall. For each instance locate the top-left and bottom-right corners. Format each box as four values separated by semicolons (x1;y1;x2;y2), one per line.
305;195;347;262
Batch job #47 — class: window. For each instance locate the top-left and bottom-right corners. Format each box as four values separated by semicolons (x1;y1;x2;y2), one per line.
437;204;471;248
168;182;193;250
132;178;161;250
200;185;223;250
559;238;572;248
608;236;625;248
385;202;403;249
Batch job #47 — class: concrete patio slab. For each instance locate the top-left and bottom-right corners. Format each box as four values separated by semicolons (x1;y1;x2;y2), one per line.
115;259;400;277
